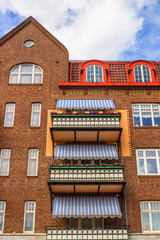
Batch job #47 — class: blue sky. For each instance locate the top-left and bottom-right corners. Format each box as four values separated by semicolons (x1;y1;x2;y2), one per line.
0;0;160;61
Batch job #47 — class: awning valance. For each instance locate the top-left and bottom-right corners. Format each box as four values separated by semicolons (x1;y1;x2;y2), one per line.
54;144;118;160
56;99;115;110
53;196;121;218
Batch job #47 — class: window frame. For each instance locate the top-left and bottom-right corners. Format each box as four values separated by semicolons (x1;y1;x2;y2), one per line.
0;149;11;176
27;149;39;176
0;202;6;233
4;103;15;127
23;201;36;233
30;103;41;127
9;64;43;84
140;201;160;233
132;104;160;127
136;149;160;176
70;218;104;230
86;65;103;83
134;65;152;83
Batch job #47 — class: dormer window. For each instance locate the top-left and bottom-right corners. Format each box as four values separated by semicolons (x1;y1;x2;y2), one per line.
134;65;151;82
9;64;43;84
86;65;103;82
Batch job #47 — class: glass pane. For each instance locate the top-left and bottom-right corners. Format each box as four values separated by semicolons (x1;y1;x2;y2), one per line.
34;74;41;84
95;218;102;229
153;113;160;126
11;66;19;73
21;65;33;72
142;112;152;126
28;159;37;175
152;212;160;231
141;202;149;210
5;112;14;127
0;213;4;231
70;218;78;229
20;74;32;84
82;218;92;229
10;74;18;83
147;159;158;174
142;212;150;231
138;159;145;174
31;112;40;126
133;112;140;126
34;66;41;72
0;159;9;175
24;213;34;231
151;202;160;211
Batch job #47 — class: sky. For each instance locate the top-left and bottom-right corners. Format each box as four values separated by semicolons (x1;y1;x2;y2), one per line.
0;0;160;61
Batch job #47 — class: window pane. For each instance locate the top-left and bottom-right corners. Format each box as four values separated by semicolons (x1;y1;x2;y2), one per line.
142;212;150;231
10;74;18;83
82;218;92;229
133;112;140;126
24;213;34;231
20;74;32;84
70;218;78;229
138;159;145;174
28;159;37;175
5;112;14;127
141;202;149;210
153;113;160;126
31;112;40;126
0;159;9;175
147;159;158;174
34;74;41;84
11;66;19;73
152;213;160;231
151;202;160;211
21;65;33;72
34;66;41;72
141;112;152;126
0;213;4;231
95;218;102;229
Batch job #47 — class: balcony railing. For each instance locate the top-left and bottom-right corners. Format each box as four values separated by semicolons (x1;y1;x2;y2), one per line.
49;166;124;182
46;229;128;240
51;114;121;129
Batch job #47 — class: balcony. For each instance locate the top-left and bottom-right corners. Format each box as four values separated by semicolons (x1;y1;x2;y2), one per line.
48;165;125;194
50;113;122;142
46;229;128;240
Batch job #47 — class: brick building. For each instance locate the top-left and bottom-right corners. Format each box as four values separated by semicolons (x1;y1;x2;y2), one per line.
0;16;160;240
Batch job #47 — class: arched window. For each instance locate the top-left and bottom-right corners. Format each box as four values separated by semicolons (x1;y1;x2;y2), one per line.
86;65;103;82
134;65;151;82
9;64;43;84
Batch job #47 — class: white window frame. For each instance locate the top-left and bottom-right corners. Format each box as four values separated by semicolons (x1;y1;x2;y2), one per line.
0;149;11;176
134;65;151;82
141;201;160;233
4;103;15;127
0;202;6;233
9;64;43;84
132;104;160;127
30;103;41;127
136;149;160;176
27;149;39;176
23;201;36;233
86;65;103;82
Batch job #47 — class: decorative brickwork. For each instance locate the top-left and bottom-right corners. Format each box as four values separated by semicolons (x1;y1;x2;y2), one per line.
155;63;160;82
70;62;80;82
109;64;128;82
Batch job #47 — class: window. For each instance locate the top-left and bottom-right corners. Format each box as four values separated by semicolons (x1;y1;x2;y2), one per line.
23;202;36;232
0;149;11;176
134;65;151;82
31;103;41;127
136;149;160;175
27;149;39;176
9;64;43;84
70;218;103;230
132;104;160;127
4;104;15;127
141;201;160;232
86;65;103;82
0;202;6;233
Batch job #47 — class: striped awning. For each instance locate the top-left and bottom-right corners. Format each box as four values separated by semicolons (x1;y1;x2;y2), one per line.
56;99;115;110
54;144;118;160
53;196;121;218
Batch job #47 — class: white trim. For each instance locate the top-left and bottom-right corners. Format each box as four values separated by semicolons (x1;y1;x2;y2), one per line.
9;64;43;84
4;103;15;127
136;149;160;175
27;149;39;176
0;201;6;233
30;103;41;127
23;202;36;233
134;65;151;82
86;65;103;82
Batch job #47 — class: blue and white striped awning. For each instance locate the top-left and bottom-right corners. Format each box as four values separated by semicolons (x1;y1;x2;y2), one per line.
53;196;121;218
56;99;116;110
54;144;118;160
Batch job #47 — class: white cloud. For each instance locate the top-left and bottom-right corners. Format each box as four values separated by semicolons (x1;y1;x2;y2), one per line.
0;0;156;59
